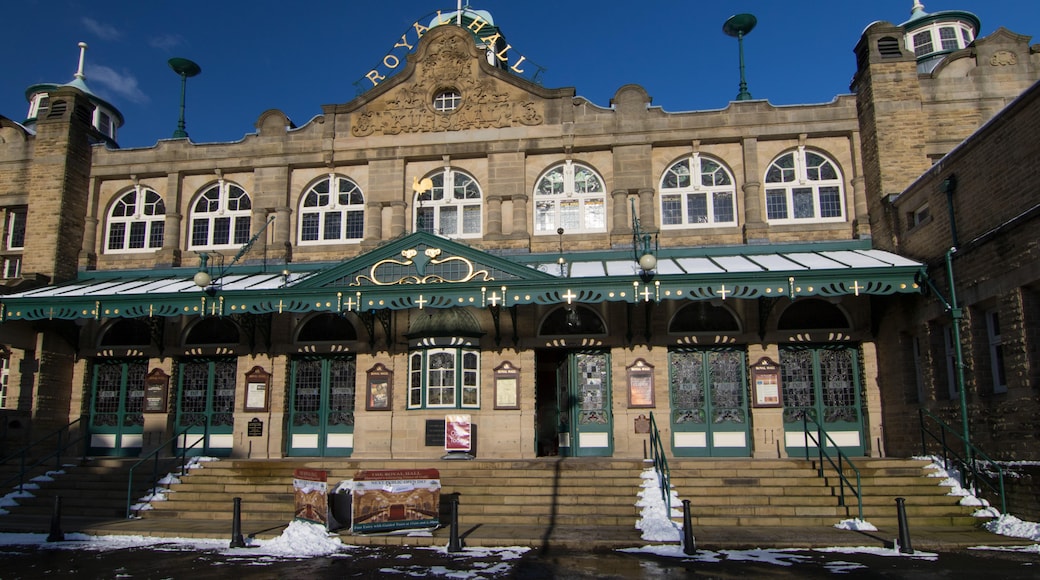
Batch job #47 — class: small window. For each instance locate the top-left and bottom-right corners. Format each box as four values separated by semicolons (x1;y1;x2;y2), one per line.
2;256;21;279
5;208;26;250
906;204;930;230
912;30;934;57
534;161;607;234
764;149;845;223
407;348;480;409
939;27;959;51
98;112;112;137
660;154;737;228
986;309;1008;394
0;354;8;408
943;324;957;400
189;181;252;250
433;90;462;112
105;186;166;253
298;174;365;244
414;167;482;238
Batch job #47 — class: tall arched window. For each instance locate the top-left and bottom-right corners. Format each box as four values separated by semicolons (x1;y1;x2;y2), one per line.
105;186;165;253
660;154;736;228
189;181;252;250
534;161;606;234
299;174;365;244
764;148;845;223
414;167;482;238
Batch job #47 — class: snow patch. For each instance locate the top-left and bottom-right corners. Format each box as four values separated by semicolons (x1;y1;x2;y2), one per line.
982;514;1040;542
634;468;683;542
834;518;877;531
252;520;343;557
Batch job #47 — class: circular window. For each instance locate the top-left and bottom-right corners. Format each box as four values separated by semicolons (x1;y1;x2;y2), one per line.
433;89;462;112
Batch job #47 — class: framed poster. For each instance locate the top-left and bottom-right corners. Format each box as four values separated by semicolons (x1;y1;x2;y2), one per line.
366;363;392;410
493;361;520;410
750;356;783;408
244;366;270;412
143;369;170;413
626;358;655;408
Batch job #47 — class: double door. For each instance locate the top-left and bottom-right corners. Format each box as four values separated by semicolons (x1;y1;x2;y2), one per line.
88;360;146;456
668;349;751;457
176;358;236;456
781;346;865;456
286;357;356;457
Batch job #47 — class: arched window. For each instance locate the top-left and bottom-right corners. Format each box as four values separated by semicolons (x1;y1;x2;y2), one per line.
105;186;165;253
298;174;365;244
534;161;606;234
764;149;845;223
414;167;482;238
660;154;736;228
189;181;252;250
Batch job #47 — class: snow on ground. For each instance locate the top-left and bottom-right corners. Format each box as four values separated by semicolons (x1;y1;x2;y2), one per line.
634;467;683;542
834;518;878;531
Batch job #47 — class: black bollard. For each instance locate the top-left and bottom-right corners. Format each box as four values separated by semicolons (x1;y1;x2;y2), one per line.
895;497;913;554
447;493;463;552
682;499;696;555
230;497;246;548
46;496;64;542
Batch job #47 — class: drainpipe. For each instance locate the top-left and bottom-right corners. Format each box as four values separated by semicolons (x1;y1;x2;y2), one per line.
940;174;971;463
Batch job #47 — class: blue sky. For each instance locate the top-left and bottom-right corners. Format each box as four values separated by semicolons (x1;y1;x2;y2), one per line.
4;1;1038;149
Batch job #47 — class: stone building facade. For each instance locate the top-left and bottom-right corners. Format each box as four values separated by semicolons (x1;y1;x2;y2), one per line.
0;5;1037;466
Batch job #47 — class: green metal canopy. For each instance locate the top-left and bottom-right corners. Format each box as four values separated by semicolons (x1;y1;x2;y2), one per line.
0;232;924;322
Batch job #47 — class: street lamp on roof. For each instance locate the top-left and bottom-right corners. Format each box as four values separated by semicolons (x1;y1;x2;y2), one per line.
723;13;757;101
168;57;201;139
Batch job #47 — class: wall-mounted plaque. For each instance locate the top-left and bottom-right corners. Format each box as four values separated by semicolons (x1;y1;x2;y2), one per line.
751;356;783;408
143;368;170;413
627;358;655;408
493;361;520;410
244;366;271;412
366;363;392;410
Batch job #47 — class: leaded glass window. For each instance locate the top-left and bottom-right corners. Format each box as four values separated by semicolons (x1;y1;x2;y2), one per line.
576;352;608;425
534;161;607;234
408;348;480;409
764;149;845;223
105;186;166;253
91;360;146;428
670;350;746;425
299;175;365;244
660;154;736;228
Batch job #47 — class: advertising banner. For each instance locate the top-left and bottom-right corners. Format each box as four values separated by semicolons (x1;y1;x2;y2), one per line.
350;469;441;534
445;414;472;453
293;468;329;527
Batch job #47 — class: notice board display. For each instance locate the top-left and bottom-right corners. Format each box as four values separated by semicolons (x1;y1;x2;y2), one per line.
293;468;329;527
751;356;783;408
350;469;440;534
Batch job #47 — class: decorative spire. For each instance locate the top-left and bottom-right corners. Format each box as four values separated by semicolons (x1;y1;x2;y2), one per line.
74;41;88;81
911;1;926;16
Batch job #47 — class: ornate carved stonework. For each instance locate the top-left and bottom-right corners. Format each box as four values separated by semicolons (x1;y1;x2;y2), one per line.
352;33;543;137
990;50;1017;66
352;246;493;286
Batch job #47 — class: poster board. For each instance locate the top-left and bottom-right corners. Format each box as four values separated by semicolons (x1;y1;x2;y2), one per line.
350;469;440;534
493;361;520;410
366;363;392;410
293;468;328;527
445;414;472;453
143;369;170;413
751;356;783;408
626;358;655;408
244;366;270;412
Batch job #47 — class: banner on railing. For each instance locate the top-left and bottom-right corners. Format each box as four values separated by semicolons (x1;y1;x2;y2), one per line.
293;468;329;528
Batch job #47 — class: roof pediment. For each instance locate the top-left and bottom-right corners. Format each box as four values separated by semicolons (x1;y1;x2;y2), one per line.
335;25;572;137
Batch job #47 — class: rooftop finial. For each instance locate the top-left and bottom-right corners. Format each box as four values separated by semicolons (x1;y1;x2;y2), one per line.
911;1;926;15
75;42;88;81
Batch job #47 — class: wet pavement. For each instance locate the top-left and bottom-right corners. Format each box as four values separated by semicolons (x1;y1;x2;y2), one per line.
0;538;1037;579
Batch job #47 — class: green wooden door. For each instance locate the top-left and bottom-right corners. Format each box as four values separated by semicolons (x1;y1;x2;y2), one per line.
287;356;356;457
781;346;865;456
669;349;750;457
564;351;613;457
88;360;146;456
176;358;236;456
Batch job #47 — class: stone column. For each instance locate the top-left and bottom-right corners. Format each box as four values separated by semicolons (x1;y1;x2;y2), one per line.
510;194;529;237
741;137;767;243
486;195;503;237
390;200;407;237
365;201;383;242
611;189;630;233
638;187;656;230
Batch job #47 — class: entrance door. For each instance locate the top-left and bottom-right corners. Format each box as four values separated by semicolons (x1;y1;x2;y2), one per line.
176;358;236;456
781;346;865;456
668;349;750;457
88;360;146;456
287;357;356;457
561;351;613;457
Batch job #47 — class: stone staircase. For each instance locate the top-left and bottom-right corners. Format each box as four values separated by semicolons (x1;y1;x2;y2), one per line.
672;458;984;528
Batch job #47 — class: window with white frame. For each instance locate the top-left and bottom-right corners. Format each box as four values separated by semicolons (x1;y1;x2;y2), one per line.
106;186;165;253
534;161;606;234
5;208;26;251
299;174;365;244
189;181;252;250
408;348;480;409
908;22;974;57
660;154;736;227
433;89;462;112
986;309;1008;394
764;148;845;223
414;167;482;238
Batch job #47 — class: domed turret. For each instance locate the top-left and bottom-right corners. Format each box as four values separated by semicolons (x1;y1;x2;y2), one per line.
902;1;980;73
23;42;124;146
428;7;509;70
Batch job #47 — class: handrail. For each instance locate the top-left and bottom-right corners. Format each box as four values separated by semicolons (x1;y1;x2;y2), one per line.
125;427;204;519
647;412;672;516
0;416;87;493
918;408;1006;514
802;414;863;522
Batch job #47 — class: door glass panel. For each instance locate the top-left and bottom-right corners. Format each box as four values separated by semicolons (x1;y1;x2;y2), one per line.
576;352;608;424
327;358;356;426
212;361;237;427
93;363;123;427
709;351;745;424
670;352;705;424
820;349;857;422
179;361;209;428
781;349;815;423
123;362;146;428
294;359;322;426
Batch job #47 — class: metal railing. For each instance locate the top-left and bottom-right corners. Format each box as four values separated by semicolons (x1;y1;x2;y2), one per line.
802;414;863;522
918;408;1006;514
647;412;672;515
0;416;87;493
125;428;203;519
